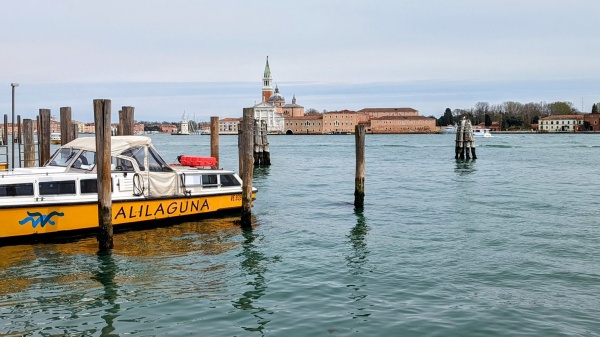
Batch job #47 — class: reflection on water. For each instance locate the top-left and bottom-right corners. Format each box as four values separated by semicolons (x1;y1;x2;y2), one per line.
346;210;371;320
454;159;477;175
232;228;271;335
92;251;119;337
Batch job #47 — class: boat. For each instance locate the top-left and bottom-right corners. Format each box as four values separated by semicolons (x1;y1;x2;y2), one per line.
50;133;61;144
473;128;492;137
200;129;211;135
0;136;256;243
442;125;457;134
171;112;190;135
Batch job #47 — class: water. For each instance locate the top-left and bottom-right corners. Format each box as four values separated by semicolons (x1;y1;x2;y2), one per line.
1;133;600;336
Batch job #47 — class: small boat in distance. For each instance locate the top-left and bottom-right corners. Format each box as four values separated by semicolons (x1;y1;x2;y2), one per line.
50;133;61;144
200;129;211;135
473;128;492;137
0;136;256;243
442;125;457;134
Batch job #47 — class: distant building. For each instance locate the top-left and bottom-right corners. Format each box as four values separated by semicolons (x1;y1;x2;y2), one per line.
253;56;303;134
370;116;436;134
538;114;583;132
160;124;177;133
358;108;419;118
219;118;241;134
583;113;600;131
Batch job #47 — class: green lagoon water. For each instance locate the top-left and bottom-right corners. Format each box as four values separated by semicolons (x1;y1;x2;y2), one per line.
1;133;599;336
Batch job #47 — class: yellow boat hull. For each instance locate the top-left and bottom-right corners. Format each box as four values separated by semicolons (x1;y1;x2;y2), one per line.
0;192;255;240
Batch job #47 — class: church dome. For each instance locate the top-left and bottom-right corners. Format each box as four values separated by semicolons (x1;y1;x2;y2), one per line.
268;85;285;102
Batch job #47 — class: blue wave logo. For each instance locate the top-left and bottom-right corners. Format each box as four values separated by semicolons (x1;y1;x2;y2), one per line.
19;211;65;228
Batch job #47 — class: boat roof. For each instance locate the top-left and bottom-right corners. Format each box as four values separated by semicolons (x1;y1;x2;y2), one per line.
63;136;153;156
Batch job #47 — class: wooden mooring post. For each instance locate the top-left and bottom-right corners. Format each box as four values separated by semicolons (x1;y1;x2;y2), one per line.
60;107;74;145
240;107;255;228
23;119;35;168
38;109;51;166
354;125;366;208
210;116;219;168
253;119;271;166
16;115;22;167
455;118;476;160
119;106;135;135
94;99;114;251
2;115;7;146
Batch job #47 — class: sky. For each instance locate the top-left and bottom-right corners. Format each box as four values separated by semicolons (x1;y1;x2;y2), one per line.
0;0;598;123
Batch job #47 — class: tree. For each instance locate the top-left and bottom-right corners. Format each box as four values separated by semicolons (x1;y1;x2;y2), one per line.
592;104;598;114
437;108;453;126
484;114;492;127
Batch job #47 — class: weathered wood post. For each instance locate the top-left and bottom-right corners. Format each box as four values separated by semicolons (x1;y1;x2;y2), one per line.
253;120;271;166
119;106;135;135
354;125;366;208
210;116;219;168
2;115;7;146
455;118;476;160
240;107;254;228
38;109;51;166
23;119;36;168
60;107;74;145
94;99;113;251
71;121;79;141
16;115;22;167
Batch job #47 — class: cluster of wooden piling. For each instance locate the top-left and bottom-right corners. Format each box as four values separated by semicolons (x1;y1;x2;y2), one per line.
455;118;477;160
253;119;270;166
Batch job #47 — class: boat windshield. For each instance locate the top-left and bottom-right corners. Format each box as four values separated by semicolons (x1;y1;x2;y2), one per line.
49;148;79;167
120;146;146;171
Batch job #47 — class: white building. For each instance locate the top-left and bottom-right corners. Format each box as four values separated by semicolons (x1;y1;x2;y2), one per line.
252;56;285;134
538;114;583;132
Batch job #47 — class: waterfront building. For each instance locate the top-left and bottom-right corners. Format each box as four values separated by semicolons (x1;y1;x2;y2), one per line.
284;115;323;135
322;110;369;134
358;108;419;118
538;114;583;132
583;113;600;131
252;56;301;134
370;116;436;134
219;118;241;135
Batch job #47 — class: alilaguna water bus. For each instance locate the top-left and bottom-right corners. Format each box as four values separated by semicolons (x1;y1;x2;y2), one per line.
0;136;256;243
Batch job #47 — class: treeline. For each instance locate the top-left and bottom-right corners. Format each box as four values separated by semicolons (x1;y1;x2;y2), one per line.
435;101;588;130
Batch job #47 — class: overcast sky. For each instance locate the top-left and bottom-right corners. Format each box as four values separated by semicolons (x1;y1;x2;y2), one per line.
0;0;598;122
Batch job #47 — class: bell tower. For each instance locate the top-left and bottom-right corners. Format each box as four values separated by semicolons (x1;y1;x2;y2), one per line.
262;56;273;102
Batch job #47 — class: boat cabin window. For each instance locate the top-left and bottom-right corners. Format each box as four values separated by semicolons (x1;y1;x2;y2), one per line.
220;174;241;187
39;181;76;195
120;146;145;171
72;151;96;170
112;157;135;172
148;147;173;172
49;148;78;167
202;174;218;188
80;179;98;194
0;183;34;197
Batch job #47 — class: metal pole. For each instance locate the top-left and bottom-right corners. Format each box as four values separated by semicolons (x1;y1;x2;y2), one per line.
11;83;19;170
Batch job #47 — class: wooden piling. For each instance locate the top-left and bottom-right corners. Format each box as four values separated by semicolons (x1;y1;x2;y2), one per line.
38;109;51;166
23;119;35;168
240;107;254;228
16;115;22;168
354;125;366;209
2;115;7;146
60;107;73;145
455;118;476;160
119;106;135;135
253;120;271;166
71;121;79;141
94;99;114;251
210;116;219;168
